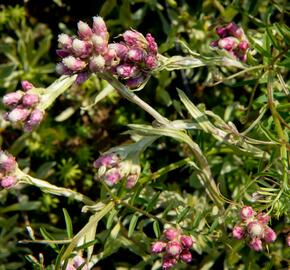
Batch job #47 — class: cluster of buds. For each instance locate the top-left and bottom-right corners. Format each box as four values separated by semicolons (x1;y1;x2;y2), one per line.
56;16;158;88
232;206;277;251
151;228;194;269
0;150;17;189
211;22;249;61
93;152;140;189
65;255;88;270
2;81;44;131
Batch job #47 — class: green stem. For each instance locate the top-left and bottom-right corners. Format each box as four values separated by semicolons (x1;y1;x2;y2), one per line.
17;169;95;206
99;72;170;126
267;71;289;191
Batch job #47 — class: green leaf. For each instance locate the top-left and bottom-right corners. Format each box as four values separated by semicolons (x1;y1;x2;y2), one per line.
100;0;117;18
0;63;16;79
153;220;161;238
30;34;52;67
62;208;73;239
146;192;160;212
128;214;138;238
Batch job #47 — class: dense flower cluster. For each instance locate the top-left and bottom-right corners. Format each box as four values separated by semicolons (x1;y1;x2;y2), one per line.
0;150;17;189
93;153;140;188
151;228;194;269
211;22;249;61
65;255;88;270
2;81;44;131
56;16;158;88
232;206;277;251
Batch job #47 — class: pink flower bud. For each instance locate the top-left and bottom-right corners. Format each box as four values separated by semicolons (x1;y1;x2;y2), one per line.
72;39;92;58
56;49;70;58
263;226;277;243
73;255;88;270
103;168;122;186
210;40;219;47
58;33;73;49
104;48;119;67
180;235;194;249
256;213;270;224
146;33;158;54
93;154;119;168
216;26;228;38
218;37;238;51
247;221;264;238
127;48;144;62
232;225;245;240
89;55;106;72
56;63;72;75
126;174;138;189
238;40;249;51
180;250;192;263
226;22;244;38
91;35;107;54
164;228;179;241
116;64;138;78
108;43;128;58
125;74;146;89
240;206;255;220
162;257;177;270
76;73;90;84
22;94;39;107
92;16;108;38
166;241;182;257
144;54;158;69
249;238;263;251
151;241;166;254
287;234;290;247
21;80;34;91
7;107;30;122
62;56;86;72
77;21;93;40
123;30;147;48
1;175;16;188
24;109;44;131
0;151;16;173
65;264;76;270
3;92;23;107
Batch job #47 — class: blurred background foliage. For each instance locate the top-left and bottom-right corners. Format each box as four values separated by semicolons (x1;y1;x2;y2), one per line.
0;0;289;269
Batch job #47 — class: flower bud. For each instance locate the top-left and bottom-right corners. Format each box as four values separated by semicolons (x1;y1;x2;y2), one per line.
103;168;122;186
104;48;119;67
108;43;128;58
7;107;30;122
164;228;179;241
179;250;192;263
210;40;219;47
218;37;238;51
166;241;182;257
256;213;270;224
216;26;228;38
146;33;158;54
180;235;194;249
123;30;147;48
76;73;90;84
73;255;88;270
287;234;290;247
247;221;264;238
56;49;70;58
58;33;73;49
162;257;177;270
22;93;39;107
91;35;107;54
116;64;138;78
21;80;34;91
65;264;76;270
89;55;106;72
151;241;166;254
72;39;92;58
238;40;249;51
226;22;244;38
3;92;23;107
62;56;86;72
93;153;119;168
232;225;245;240
0;151;16;173
24;109;44;131
126;174;138;189
77;21;93;40
144;54;158;69
92;16;108;38
240;206;254;220
1;175;16;188
125;74;146;89
249;238;263;251
56;63;72;75
127;48;144;62
263;226;277;243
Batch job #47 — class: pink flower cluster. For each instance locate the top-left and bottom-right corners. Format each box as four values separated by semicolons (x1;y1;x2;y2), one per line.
2;81;44;131
56;16;158;88
0;150;17;189
65;255;88;270
151;228;194;269
232;206;277;251
93;153;140;188
211;22;249;61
